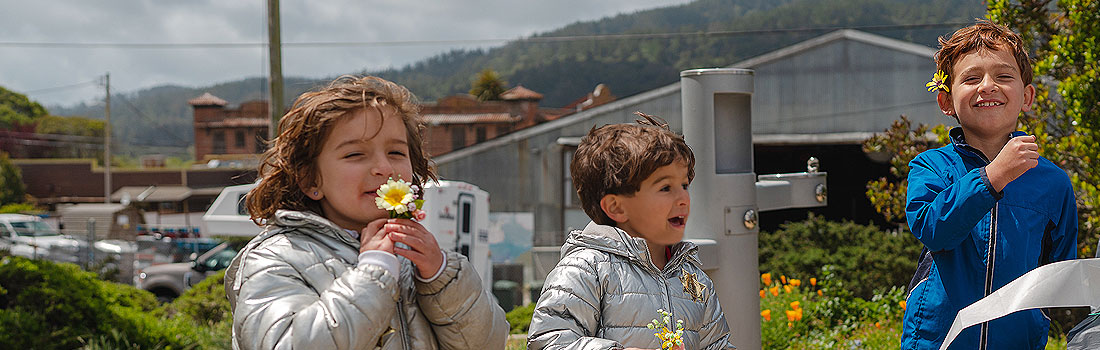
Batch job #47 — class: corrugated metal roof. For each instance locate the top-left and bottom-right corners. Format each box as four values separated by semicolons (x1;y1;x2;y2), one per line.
110;186;193;202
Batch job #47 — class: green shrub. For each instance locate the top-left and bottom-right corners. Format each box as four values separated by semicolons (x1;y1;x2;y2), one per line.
161;270;233;349
759;268;905;349
506;303;535;334
759;214;922;299
0;256;203;349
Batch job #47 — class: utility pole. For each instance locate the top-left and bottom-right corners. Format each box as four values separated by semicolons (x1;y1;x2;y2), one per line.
104;73;112;204
267;0;284;140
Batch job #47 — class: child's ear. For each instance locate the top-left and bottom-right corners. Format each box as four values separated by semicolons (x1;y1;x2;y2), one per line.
600;194;628;223
302;186;322;200
936;91;955;117
1021;84;1036;112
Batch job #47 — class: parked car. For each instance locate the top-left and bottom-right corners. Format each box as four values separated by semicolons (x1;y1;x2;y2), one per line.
135;241;238;302
0;213;83;263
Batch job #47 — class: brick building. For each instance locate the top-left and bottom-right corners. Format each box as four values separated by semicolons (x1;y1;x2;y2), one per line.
421;85;575;156
189;93;269;163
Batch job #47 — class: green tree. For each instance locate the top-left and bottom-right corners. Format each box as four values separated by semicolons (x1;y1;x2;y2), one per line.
469;69;507;101
0;86;48;129
861;117;949;224
988;0;1100;257
0;152;26;205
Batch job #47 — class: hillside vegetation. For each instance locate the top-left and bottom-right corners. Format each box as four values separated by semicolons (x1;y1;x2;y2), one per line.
50;0;984;159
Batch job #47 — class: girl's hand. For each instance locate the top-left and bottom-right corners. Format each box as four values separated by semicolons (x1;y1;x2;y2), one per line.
359;218;394;254
384;218;444;279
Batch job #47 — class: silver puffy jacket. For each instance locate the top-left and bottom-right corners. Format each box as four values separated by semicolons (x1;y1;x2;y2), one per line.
225;210;508;350
528;222;734;350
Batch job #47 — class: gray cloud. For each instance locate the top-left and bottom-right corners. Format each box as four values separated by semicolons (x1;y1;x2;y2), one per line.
0;0;691;107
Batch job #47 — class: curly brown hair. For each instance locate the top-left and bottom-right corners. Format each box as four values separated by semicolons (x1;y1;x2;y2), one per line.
570;112;696;226
935;20;1033;88
246;76;436;223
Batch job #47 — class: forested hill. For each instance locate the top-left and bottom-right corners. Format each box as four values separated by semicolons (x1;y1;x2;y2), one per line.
51;0;985;158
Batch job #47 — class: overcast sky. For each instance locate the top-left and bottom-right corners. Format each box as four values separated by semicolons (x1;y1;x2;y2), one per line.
0;0;693;108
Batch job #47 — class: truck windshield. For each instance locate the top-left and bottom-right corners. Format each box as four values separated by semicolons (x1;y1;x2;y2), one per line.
11;221;61;237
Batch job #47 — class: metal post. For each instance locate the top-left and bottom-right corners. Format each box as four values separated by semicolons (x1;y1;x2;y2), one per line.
680;68;761;350
86;218;96;268
104;73;112;203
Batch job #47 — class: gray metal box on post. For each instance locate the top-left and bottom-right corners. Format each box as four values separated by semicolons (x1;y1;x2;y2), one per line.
681;68;828;349
680;68;762;349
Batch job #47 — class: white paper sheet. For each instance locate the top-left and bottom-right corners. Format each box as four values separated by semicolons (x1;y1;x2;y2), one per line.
940;258;1100;350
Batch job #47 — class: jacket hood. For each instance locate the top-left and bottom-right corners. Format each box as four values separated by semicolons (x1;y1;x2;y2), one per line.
563;221;698;271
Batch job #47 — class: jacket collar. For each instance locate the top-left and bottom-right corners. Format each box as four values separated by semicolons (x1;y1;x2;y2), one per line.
949;127;1028;164
564;221;698;272
271;209;360;247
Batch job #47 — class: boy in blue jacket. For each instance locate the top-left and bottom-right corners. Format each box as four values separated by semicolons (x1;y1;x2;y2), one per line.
902;21;1078;350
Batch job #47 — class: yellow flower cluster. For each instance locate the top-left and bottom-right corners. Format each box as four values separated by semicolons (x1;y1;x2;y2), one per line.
646;309;684;350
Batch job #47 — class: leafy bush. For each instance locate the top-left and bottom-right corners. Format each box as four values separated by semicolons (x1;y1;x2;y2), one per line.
759;214;922;299
506;303;535;334
161;270;233;349
0;256;204;349
759;268;905;349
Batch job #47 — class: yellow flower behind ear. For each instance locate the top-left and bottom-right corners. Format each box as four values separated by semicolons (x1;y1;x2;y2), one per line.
926;70;950;93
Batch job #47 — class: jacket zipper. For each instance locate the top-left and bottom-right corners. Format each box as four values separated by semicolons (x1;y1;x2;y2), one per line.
397;278;411;350
979;203;998;350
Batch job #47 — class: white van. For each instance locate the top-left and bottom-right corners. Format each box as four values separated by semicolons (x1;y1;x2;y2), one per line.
0;213;82;262
203;180;493;291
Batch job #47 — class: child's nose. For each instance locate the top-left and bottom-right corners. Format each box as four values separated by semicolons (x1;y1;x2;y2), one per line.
978;75;999;94
370;158;395;177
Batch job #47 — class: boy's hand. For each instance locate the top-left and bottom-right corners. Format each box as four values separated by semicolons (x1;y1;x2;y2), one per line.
987;135;1039;192
385;218;444;279
359;218;395;254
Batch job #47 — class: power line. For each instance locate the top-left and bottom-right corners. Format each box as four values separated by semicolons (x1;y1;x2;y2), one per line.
21;79;100;95
112;93;193;146
0;22;970;49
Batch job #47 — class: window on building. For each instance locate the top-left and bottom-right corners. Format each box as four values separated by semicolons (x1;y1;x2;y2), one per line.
476;127;487;142
451;128;466;151
213;130;226;154
235;130;246;148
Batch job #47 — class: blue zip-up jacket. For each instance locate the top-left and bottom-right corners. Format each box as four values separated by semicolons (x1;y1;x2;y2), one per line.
901;127;1077;350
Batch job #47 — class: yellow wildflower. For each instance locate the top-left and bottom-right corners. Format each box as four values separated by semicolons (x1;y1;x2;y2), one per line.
817;290;823;297
761;273;772;286
780;275;787;285
900;300;906;310
925;70;950;93
759;289;765;298
784;285;792;294
810;278;817;287
761;309;772;321
790;279;801;287
770;285;779;297
790;301;800;310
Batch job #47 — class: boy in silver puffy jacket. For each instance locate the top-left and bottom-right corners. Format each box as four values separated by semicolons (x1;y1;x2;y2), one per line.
528;113;734;350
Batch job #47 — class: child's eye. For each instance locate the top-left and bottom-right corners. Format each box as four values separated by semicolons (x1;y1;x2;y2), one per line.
389;150;407;157
660;185;671;192
342;152;362;159
682;183;690;190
